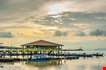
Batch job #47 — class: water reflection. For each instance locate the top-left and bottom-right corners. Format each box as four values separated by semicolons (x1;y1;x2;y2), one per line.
0;51;106;70
91;65;102;70
26;59;63;67
0;57;105;70
77;65;86;70
24;56;106;70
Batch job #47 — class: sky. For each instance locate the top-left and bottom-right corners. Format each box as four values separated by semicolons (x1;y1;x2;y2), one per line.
0;0;106;49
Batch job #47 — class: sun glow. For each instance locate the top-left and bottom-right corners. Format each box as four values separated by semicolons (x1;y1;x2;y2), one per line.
47;3;69;15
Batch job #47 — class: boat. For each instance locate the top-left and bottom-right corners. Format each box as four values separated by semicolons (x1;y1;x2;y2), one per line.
30;54;53;62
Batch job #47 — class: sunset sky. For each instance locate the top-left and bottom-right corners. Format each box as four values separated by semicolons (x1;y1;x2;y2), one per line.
0;0;106;49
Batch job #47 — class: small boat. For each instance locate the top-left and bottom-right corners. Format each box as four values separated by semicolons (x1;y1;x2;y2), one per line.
30;54;52;62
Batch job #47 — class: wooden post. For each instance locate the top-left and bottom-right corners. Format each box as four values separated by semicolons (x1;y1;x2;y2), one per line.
9;51;12;59
22;46;25;60
61;46;62;54
16;50;18;59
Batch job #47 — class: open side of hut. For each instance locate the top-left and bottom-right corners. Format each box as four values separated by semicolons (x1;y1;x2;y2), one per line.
21;40;63;54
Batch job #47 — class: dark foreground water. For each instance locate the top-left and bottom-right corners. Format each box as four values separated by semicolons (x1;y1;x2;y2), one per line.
0;51;106;70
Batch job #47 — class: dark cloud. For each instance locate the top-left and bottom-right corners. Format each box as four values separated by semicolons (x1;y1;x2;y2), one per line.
90;29;106;36
76;29;106;36
76;31;86;36
35;12;106;25
0;0;106;22
0;32;13;38
54;31;68;36
0;0;47;22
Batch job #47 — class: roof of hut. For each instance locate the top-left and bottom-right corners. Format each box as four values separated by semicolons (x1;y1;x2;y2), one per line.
22;40;63;47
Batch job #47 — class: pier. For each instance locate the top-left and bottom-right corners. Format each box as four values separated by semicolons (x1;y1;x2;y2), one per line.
0;40;104;62
0;51;103;62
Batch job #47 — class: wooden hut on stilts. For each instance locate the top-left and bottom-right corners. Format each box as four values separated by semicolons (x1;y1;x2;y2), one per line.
22;40;63;58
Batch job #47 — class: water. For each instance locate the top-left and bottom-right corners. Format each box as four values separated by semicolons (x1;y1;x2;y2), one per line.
0;51;106;70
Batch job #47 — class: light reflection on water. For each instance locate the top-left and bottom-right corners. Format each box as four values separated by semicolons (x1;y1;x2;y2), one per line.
0;51;106;70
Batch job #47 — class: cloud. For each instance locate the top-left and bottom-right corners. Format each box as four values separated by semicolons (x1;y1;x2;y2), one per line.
0;0;106;23
54;30;68;36
76;31;86;36
34;12;106;25
0;0;47;22
69;0;106;13
75;29;106;37
0;32;13;38
90;29;106;36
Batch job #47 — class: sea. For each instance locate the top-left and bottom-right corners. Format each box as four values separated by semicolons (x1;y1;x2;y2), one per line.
0;50;106;70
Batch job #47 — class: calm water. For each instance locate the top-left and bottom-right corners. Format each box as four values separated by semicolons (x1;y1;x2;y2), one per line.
0;51;106;70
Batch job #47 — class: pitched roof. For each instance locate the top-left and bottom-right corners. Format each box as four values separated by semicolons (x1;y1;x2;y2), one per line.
22;40;63;46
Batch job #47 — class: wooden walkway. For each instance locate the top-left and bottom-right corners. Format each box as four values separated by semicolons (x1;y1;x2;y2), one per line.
0;52;104;62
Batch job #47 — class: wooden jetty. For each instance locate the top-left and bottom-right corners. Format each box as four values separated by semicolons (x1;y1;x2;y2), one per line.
0;52;104;62
0;40;104;62
49;53;104;58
